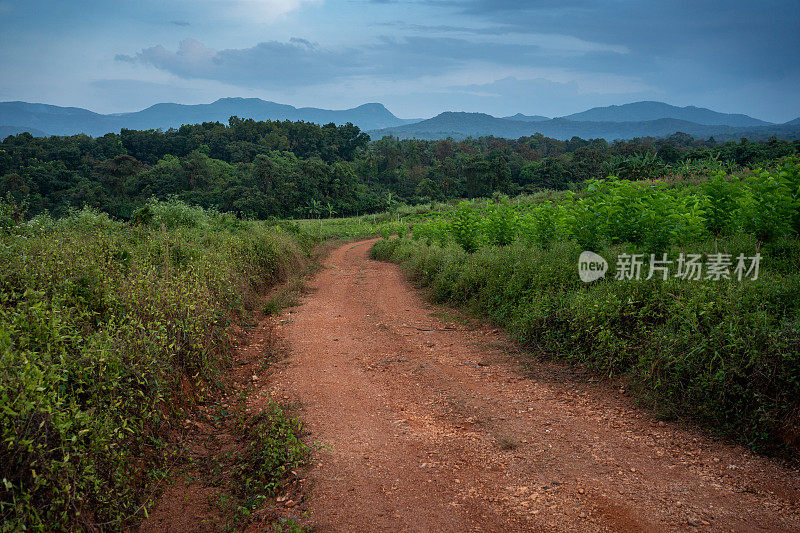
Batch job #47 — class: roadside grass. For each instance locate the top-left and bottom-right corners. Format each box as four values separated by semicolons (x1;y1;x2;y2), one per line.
0;199;314;530
207;403;309;531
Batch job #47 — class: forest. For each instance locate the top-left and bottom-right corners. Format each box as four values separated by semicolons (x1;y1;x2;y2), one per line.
2;117;798;221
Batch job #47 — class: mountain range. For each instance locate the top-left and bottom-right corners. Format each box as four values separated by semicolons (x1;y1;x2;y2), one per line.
370;112;800;142
2;98;799;142
0;98;416;138
560;101;769;127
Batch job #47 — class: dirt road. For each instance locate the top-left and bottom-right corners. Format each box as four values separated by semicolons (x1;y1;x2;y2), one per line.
264;239;800;532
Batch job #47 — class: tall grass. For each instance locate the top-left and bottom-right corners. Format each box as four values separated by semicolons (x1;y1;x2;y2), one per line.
0;200;310;530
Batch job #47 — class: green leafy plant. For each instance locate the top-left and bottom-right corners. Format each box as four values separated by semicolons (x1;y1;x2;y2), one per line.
450;203;480;253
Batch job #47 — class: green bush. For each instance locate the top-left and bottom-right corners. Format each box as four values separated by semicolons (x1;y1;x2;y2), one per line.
450;203;480;253
481;201;517;246
229;405;308;513
378;221;407;240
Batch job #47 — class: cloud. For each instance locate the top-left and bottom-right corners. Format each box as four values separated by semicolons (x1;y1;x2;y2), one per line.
116;31;630;93
116;30;636;95
433;0;800;83
446;76;658;117
117;38;362;89
374;22;629;54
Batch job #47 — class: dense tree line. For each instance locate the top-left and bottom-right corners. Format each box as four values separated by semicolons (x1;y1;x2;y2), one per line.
1;117;798;219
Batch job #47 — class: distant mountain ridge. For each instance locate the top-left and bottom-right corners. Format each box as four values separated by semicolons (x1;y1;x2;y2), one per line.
2;98;797;142
370;112;800;142
503;113;550;122
112;98;413;132
561;101;769;127
0;98;414;137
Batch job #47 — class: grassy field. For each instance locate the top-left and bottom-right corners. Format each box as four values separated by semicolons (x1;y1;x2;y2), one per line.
372;157;800;454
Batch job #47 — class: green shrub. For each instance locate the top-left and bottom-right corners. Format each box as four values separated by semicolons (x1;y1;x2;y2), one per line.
404;158;800;254
450;203;480;253
230;405;308;511
481;201;517;246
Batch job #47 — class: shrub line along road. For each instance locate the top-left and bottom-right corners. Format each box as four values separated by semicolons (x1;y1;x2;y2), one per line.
265;239;800;532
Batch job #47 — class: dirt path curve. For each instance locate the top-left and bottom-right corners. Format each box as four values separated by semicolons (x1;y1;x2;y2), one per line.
264;239;800;532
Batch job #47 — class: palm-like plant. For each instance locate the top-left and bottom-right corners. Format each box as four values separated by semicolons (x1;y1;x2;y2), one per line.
326;201;337;218
306;199;322;219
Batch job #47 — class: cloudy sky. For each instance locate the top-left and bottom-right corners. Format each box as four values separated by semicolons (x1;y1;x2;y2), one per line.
0;0;798;122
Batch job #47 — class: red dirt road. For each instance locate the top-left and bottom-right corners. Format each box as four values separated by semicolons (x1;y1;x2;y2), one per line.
265;239;800;532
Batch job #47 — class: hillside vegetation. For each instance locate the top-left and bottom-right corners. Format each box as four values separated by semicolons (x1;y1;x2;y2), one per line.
372;157;800;454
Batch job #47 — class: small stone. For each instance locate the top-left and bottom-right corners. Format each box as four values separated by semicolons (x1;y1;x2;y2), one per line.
578;488;585;495
676;501;682;508
658;421;665;427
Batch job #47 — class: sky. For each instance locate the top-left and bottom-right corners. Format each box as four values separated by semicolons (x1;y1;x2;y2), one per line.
0;0;798;122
